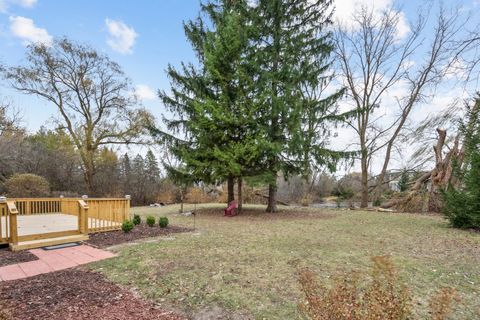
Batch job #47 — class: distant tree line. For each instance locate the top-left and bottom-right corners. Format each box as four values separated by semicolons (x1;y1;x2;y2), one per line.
0;109;165;205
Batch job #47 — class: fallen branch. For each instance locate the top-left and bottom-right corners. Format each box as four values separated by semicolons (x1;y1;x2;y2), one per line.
254;192;290;206
349;207;397;212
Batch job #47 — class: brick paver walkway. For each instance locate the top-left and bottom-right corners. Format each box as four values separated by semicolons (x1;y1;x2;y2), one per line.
0;245;115;281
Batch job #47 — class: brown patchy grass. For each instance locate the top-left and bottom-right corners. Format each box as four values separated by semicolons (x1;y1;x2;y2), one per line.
91;204;480;319
299;256;461;320
299;256;411;320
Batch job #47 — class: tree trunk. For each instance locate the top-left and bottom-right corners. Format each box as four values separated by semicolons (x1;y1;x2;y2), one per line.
237;177;243;213
372;115;408;205
227;175;235;204
382;128;464;212
427;129;462;212
83;152;96;196
360;154;369;208
372;174;386;205
180;187;185;214
266;183;277;213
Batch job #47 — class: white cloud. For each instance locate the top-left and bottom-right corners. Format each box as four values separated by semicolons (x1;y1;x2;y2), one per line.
17;0;36;7
135;84;156;101
334;0;389;24
443;58;468;80
105;18;138;54
394;11;410;40
9;16;52;45
402;60;415;70
0;0;37;12
0;1;7;12
334;0;410;40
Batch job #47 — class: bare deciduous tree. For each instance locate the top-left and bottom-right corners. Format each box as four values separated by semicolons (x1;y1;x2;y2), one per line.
0;99;24;184
334;5;474;207
4;38;153;194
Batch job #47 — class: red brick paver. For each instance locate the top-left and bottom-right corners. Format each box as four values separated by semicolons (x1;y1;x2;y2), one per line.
0;245;116;281
19;260;52;277
0;264;26;281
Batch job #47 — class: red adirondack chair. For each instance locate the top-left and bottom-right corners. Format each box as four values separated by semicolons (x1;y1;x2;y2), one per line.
224;200;238;217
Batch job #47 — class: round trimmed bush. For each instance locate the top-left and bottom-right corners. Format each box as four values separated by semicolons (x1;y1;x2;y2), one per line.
5;173;50;197
146;215;155;227
159;216;169;228
132;214;141;225
121;220;134;233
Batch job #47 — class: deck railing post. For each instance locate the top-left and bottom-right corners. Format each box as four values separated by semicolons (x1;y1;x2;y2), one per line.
59;195;64;214
125;195;131;221
78;200;89;235
6;200;19;246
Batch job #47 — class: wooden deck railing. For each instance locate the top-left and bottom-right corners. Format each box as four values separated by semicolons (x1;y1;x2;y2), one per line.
85;198;130;232
0;197;130;243
0;199;19;245
0;201;10;244
7;201;18;246
78;200;89;235
13;198;62;215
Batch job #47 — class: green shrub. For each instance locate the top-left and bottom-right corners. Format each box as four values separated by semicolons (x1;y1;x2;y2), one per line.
398;170;410;192
443;149;480;228
5;173;50;197
146;215;155;227
443;96;480;229
443;189;480;229
132;214;141;225
159;216;169;228
332;185;354;200
121;220;134;233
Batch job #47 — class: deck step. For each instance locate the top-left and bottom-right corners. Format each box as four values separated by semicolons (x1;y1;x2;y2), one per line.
10;234;89;251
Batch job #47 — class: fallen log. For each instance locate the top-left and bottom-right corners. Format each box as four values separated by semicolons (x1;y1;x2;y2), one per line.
382;127;464;213
254;192;290;206
348;207;397;212
377;207;395;212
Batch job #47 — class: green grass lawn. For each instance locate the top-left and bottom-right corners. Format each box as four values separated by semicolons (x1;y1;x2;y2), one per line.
91;204;480;319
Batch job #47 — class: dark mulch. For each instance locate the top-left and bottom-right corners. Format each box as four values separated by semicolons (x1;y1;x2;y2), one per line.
0;269;184;320
196;207;338;221
0;247;38;267
85;223;192;248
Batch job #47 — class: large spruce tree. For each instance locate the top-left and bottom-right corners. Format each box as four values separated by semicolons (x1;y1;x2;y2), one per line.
157;0;260;206
250;0;348;212
157;0;349;212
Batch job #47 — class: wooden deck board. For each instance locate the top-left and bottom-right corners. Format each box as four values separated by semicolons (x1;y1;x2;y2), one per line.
10;234;90;251
1;213;121;238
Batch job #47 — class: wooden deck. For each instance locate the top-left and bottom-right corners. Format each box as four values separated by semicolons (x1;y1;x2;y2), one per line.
0;197;130;251
1;213;121;237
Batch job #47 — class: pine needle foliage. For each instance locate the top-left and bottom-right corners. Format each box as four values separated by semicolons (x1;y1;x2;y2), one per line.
443;95;480;229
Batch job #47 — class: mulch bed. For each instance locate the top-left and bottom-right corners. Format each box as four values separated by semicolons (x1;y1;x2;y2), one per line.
0;247;38;267
196;207;338;221
85;223;192;248
0;269;183;320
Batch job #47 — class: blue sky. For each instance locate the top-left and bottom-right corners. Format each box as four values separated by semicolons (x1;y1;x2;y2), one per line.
0;0;202;131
